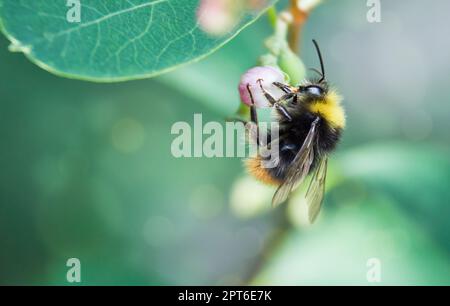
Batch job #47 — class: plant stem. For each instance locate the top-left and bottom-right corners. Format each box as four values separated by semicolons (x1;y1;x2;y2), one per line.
288;0;309;53
243;208;291;284
267;6;278;29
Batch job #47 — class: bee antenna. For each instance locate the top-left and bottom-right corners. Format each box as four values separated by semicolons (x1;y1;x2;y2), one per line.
309;68;323;77
312;39;326;83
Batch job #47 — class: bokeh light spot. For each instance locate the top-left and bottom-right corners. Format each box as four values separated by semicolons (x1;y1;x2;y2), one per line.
230;176;274;219
111;118;145;153
143;216;176;247
189;184;225;219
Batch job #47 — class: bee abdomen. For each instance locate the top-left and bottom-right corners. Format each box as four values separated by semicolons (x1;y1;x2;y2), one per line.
245;156;282;186
318;123;342;153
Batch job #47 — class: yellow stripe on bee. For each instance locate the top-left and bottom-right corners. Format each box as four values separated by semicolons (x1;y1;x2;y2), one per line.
308;90;346;129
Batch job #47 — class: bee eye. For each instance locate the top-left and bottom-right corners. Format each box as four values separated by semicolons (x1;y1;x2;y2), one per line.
305;86;323;96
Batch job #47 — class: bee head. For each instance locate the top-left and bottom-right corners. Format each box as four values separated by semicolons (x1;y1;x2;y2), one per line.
297;39;328;101
298;82;328;98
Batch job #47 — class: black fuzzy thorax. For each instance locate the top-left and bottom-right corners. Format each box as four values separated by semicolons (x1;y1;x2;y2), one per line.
265;104;342;182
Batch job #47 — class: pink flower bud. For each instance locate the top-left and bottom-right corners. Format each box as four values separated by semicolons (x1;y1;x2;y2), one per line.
238;66;286;108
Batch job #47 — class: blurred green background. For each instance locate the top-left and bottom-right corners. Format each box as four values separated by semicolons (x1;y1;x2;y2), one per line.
1;0;449;285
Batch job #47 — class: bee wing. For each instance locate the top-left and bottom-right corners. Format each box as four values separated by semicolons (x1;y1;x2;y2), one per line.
305;157;328;223
272;117;320;207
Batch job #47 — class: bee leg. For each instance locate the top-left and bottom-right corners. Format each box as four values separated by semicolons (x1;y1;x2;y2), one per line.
246;84;259;125
225;117;247;124
273;82;295;94
257;80;292;121
229;85;260;140
257;79;277;105
275;104;292;121
246;84;260;146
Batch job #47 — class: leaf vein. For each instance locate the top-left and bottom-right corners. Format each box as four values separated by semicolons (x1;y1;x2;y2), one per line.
47;0;167;40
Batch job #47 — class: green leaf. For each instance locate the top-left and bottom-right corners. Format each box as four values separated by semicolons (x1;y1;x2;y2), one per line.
157;15;273;115
336;143;450;251
0;0;277;82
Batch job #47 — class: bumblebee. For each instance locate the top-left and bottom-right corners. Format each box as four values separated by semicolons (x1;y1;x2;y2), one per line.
245;40;345;223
